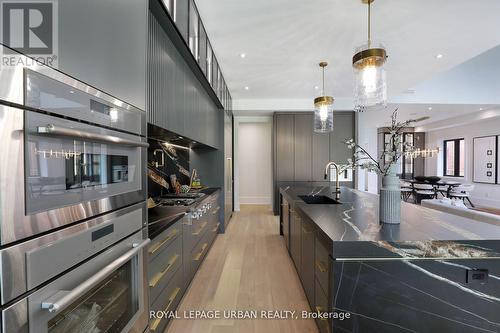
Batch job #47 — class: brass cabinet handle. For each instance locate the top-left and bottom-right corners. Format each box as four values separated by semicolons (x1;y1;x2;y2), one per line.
212;222;220;232
212;207;221;214
150;287;181;331
194;243;208;261
315;306;328;321
149;229;179;255
192;222;208;236
149;254;179;288
315;260;327;273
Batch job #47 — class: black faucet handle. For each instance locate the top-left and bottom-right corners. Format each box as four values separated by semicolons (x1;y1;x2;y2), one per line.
324;174;328;180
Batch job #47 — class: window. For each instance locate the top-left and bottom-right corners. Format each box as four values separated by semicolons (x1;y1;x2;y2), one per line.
443;138;465;177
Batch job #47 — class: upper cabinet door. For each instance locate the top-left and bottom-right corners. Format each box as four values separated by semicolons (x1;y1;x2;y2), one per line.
188;0;200;61
312;131;330;181
198;23;207;76
275;114;295;181
294;114;313;181
330;113;355;164
175;0;189;43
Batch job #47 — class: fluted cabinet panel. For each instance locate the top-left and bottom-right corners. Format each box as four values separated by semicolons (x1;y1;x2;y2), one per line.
147;12;221;149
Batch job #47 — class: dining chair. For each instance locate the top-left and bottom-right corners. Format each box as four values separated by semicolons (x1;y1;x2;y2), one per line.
449;184;475;207
413;183;436;204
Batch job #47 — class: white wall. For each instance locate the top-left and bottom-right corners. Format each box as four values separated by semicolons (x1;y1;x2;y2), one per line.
423;117;500;208
236;118;273;205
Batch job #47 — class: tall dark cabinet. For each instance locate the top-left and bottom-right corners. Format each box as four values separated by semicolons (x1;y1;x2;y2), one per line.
273;112;355;215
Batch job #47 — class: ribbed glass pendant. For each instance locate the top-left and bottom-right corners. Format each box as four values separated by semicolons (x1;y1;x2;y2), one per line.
352;0;388;112
314;62;334;133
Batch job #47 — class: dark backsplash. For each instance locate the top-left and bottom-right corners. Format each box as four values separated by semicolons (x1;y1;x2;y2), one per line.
147;138;190;198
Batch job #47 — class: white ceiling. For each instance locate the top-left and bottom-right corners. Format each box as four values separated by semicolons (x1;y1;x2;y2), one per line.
196;0;500;107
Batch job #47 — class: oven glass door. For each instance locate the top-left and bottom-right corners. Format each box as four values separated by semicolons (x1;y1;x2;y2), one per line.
47;260;137;333
25;111;144;214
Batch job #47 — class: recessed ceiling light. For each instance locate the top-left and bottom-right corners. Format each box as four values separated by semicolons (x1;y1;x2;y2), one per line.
244;86;249;91
428;107;433;111
436;54;443;59
479;107;484;111
240;53;246;58
314;86;319;90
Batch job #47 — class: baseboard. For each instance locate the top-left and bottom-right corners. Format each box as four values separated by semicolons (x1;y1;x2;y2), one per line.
239;196;272;205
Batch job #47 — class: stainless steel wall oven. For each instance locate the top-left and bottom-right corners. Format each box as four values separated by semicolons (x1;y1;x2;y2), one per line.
0;45;147;246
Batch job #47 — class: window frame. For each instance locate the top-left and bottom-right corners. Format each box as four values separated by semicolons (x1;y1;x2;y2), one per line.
443;138;465;177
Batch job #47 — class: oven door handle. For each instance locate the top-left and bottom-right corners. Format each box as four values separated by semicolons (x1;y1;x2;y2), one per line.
41;238;150;313
37;124;149;148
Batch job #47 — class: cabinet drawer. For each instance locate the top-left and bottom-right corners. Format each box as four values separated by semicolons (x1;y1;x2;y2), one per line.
148;219;182;259
149;266;184;333
314;279;331;333
148;235;182;305
184;215;209;254
315;233;331;295
189;233;210;277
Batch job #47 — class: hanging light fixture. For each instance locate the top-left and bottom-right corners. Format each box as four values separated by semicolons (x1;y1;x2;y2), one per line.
314;62;334;133
352;0;387;112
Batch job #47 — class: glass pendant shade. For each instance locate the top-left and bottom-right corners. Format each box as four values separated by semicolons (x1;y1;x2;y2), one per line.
353;43;387;112
352;0;388;112
314;96;334;133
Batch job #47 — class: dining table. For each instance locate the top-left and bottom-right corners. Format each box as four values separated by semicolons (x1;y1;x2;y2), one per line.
406;179;462;198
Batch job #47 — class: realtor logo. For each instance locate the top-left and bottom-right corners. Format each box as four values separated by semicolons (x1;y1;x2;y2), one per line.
1;0;58;66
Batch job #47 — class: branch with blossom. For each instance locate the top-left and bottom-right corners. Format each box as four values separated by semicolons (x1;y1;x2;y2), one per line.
343;109;429;176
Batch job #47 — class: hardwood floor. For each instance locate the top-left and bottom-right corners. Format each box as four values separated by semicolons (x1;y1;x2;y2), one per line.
166;205;318;333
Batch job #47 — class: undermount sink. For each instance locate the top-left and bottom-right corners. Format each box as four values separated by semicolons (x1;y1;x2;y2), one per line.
298;195;341;205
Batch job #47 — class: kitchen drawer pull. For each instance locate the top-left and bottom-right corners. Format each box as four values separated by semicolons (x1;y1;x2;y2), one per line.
41;239;150;313
194;243;208;261
37;124;149;148
150;287;181;331
212;206;221;215
149;228;179;255
212;223;220;232
192;222;208;236
315;260;327;273
315;306;328;321
149;254;180;288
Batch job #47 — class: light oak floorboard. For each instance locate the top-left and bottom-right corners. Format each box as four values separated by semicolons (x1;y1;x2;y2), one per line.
165;205;318;333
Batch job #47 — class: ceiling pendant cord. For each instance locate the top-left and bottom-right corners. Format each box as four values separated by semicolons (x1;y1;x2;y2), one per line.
322;65;325;96
367;0;371;48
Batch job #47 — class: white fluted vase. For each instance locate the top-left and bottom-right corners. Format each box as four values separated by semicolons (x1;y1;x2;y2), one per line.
379;165;401;224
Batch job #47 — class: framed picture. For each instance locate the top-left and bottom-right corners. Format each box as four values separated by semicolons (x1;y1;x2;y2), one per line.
473;136;497;184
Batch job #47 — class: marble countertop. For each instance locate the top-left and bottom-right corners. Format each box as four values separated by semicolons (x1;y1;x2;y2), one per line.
280;185;500;259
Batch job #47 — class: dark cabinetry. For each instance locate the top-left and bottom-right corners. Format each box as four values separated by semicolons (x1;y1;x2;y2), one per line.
281;195;333;333
300;217;316;306
290;209;301;271
273;112;355;214
281;199;290;250
275;115;295;181
294;114;313;181
147;12;221;149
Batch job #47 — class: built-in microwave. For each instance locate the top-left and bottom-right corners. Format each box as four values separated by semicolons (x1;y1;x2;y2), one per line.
0;46;147;246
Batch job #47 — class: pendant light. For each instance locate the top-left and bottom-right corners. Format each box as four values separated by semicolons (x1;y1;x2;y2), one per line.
314;62;334;133
352;0;387;112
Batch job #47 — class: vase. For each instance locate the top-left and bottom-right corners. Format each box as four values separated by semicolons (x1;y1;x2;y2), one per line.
379;165;401;224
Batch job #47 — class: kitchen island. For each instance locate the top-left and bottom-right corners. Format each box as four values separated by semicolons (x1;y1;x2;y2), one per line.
280;185;500;333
